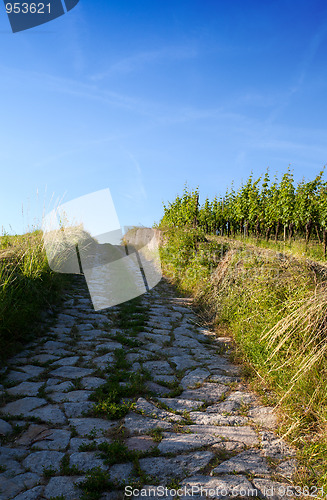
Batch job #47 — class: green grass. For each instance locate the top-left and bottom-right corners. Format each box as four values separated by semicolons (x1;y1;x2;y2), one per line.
98;440;136;466
160;227;327;489
0;230;70;362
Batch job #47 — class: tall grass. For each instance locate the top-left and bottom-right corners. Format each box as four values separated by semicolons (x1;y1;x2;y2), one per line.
0;231;69;363
160;228;327;488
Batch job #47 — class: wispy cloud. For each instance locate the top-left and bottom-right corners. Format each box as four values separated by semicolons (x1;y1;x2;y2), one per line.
90;45;199;81
266;18;327;125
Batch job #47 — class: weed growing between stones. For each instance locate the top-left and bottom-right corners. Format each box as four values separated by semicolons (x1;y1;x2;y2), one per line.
148;428;164;442
98;440;136;466
42;466;58;478
78;467;115;499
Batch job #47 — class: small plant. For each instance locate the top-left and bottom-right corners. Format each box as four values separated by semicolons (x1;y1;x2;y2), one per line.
167;479;181;490
98;440;136;466
43;466;57;478
78;467;115;499
148;428;164;443
70;424;78;438
93;400;135;420
69;377;83;390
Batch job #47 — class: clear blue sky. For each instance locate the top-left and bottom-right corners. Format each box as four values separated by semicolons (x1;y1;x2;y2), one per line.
1;0;327;234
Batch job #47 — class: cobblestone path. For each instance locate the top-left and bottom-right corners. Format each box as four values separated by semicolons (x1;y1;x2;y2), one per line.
0;278;297;499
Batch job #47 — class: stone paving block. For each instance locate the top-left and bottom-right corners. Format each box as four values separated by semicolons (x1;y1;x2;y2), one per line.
63;401;94;418
109;462;135;484
76;323;94;331
22;451;65;474
124;412;173;434
181;382;229;402
174;337;203;349
135;398;182;422
158;432;221;454
252;478;295;500
205;361;241;375
181;474;255;497
49;366;94;379
30;428;71;451
30;354;59;363
0;418;12;435
45;380;73;393
142;360;174;375
93;353;115;367
81;376;106;390
69;417;116;437
143;343;163;353
189;411;248;426
12;485;44;499
0;397;47;417
248;406;278;429
50;389;92;403
0;473;40;500
208;374;239;384
211;441;245;453
51;356;80;366
145;381;171;396
211;450;271;476
15;424;49;445
7;382;44;397
69;451;107;471
206;394;253;414
43;476;82;500
157;398;203;412
170;355;198;371
276;459;297;479
42;340;68;351
0;459;25;476
126;435;156;452
139;451;214;483
95;341;123;352
187;425;259;445
6;371;33;383
139;332;171;344
28;405;67;425
180;368;210;389
260;431;296;459
56;313;76;324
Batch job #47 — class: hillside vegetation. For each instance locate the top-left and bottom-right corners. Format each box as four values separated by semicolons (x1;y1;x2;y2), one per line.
159;175;327;489
0;230;69;362
161;167;327;259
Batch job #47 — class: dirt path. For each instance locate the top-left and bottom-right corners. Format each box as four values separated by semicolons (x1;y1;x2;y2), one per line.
0;278;297;499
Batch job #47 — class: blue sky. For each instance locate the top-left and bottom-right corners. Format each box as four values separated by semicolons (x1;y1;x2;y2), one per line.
1;0;327;234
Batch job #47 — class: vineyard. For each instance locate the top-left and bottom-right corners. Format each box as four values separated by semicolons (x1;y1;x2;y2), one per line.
160;168;327;256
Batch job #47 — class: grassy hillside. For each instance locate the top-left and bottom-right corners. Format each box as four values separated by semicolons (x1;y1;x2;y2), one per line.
0;230;69;363
159;227;327;489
